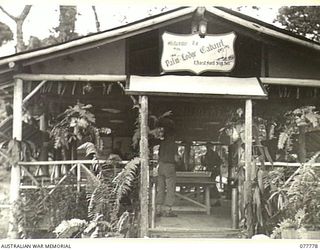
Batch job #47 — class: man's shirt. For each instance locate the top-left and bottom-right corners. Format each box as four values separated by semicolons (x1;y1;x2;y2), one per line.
159;138;178;163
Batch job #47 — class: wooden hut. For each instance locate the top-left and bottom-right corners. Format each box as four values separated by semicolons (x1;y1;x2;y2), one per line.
0;6;320;238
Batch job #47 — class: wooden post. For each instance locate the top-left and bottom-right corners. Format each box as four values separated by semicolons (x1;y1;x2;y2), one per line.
7;78;23;239
77;163;81;193
139;95;149;237
184;143;191;171
205;186;211;215
39;114;49;176
151;182;156;229
227;145;233;198
244;99;253;237
245;100;253;180
231;187;239;229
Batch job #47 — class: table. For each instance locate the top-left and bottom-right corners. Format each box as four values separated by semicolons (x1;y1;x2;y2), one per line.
150;171;216;227
175;171;215;215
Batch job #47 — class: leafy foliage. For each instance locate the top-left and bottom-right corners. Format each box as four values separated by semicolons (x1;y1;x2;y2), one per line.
50;102;101;152
86;157;140;230
15;179;87;239
132;110;173;148
0;21;13;46
269;153;320;237
54;6;78;42
277;106;320;156
113;157;140;200
0;139;37;169
221;108;287;235
270;218;297;239
53;157;140;238
53;219;87;238
0;5;32;52
26;6;79;50
276;6;320;42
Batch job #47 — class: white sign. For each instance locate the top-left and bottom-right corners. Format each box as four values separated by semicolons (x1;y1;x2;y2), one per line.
161;32;236;74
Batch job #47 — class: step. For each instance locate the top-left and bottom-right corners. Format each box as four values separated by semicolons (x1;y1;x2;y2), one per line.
148;227;243;238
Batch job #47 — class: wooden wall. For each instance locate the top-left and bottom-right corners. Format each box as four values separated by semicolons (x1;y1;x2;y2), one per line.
29;40;126;75
267;45;320;79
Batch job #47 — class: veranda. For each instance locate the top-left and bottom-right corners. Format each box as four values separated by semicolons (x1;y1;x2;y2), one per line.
0;6;320;239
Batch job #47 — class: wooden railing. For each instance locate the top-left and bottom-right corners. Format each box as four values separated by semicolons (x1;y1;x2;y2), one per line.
257;161;320;168
18;159;129;191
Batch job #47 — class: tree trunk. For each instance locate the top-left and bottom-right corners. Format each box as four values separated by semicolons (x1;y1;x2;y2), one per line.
139;95;149;238
92;6;100;32
0;5;32;52
16;20;25;52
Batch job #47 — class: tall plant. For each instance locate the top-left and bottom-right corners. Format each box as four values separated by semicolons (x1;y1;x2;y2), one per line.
50;102;101;159
220;108;275;236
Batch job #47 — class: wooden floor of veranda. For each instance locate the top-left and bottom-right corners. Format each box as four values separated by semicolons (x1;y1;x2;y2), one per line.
149;195;241;238
154;198;232;229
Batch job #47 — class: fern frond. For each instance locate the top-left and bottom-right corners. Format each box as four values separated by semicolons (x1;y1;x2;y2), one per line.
88;184;107;220
116;211;130;233
87;180;116;223
113;158;140;200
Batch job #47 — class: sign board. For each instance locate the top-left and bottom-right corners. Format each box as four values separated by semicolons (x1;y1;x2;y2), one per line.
161;32;236;74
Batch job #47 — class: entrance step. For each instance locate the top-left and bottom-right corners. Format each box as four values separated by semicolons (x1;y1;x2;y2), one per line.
148;227;243;238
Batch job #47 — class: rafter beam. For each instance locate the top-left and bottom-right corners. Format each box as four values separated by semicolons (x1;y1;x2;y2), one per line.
22;80;46;104
14;74;126;82
260;77;320;88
